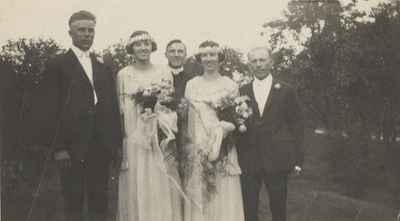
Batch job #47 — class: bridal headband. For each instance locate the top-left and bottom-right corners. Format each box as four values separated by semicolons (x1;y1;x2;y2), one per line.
195;40;225;62
127;33;154;45
126;31;158;54
198;45;222;54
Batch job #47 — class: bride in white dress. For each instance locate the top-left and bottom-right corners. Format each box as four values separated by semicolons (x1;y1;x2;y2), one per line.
183;40;244;221
116;30;183;221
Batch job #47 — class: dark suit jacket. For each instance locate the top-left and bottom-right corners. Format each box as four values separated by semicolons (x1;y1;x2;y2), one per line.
172;70;196;100
40;49;122;162
236;78;305;174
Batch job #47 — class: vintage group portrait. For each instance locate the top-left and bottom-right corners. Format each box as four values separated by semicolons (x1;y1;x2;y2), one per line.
1;0;399;220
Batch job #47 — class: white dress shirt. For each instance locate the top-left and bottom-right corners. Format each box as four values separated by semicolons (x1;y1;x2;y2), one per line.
71;46;97;104
170;66;184;76
252;74;273;116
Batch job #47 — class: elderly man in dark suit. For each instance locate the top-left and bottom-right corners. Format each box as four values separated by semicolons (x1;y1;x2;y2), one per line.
237;47;305;221
40;10;122;221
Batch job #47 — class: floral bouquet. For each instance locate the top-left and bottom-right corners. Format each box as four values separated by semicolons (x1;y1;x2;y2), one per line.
206;93;253;163
132;78;176;112
157;79;180;111
133;84;158;112
209;93;253;133
197;92;253;202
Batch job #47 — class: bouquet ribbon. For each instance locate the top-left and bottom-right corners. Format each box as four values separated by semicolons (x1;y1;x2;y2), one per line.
131;105;194;206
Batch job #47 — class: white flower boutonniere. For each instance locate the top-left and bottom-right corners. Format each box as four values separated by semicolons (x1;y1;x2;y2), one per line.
274;83;281;89
96;55;104;64
97;57;104;64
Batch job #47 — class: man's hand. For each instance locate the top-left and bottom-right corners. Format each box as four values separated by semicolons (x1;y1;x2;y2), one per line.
54;150;72;169
294;165;302;175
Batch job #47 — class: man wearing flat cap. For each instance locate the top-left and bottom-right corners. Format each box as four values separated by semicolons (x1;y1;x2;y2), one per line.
39;10;122;221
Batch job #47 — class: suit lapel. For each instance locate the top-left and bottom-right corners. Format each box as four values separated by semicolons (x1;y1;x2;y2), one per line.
64;49;93;89
91;54;101;95
245;84;261;119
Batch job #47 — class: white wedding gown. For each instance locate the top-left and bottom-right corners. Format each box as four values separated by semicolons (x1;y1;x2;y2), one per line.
117;64;183;221
183;75;245;221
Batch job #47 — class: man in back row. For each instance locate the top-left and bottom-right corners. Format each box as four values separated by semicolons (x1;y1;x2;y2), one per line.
164;39;197;180
165;39;197;99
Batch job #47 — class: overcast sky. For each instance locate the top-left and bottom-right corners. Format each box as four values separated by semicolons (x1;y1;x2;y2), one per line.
0;0;386;63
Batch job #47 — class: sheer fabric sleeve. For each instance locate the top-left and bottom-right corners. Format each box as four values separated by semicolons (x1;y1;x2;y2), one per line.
116;68;131;170
117;69;127;138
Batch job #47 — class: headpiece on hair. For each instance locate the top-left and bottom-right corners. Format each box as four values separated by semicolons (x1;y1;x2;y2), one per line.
126;30;157;54
194;40;225;63
197;40;222;54
69;10;96;26
128;33;153;45
198;45;222;54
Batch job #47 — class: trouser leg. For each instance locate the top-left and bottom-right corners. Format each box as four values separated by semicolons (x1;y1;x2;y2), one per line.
263;172;288;221
241;172;263;221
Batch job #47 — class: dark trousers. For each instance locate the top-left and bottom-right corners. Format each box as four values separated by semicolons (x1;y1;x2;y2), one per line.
59;145;110;221
241;171;288;221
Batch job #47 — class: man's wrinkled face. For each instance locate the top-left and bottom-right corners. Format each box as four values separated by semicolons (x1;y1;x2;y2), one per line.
248;48;272;80
69;20;95;51
165;42;187;68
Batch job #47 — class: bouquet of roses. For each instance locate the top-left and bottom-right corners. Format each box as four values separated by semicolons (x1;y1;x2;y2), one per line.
132;78;177;112
210;93;253;133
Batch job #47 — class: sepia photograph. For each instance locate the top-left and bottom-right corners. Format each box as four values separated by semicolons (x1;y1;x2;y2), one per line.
1;0;400;220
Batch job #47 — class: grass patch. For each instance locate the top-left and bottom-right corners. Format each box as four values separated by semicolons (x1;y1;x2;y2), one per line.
3;131;399;220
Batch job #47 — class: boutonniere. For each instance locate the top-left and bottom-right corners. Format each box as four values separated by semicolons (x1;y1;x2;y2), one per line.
274;83;281;89
96;56;104;64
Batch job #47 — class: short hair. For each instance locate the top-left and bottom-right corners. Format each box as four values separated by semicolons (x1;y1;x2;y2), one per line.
126;30;157;55
69;10;96;27
247;47;272;61
194;40;225;63
166;39;186;51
